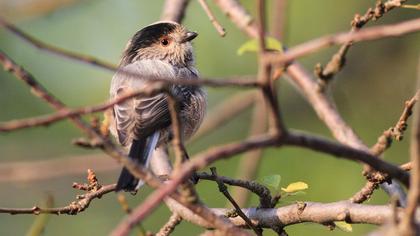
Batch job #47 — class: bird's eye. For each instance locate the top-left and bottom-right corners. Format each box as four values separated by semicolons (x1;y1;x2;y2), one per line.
161;38;170;46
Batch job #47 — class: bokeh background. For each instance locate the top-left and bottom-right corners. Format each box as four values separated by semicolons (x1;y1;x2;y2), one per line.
0;0;419;235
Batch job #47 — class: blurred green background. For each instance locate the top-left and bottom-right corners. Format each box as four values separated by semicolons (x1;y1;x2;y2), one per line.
0;0;419;235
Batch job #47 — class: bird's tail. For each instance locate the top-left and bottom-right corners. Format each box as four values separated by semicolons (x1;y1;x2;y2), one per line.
116;132;160;192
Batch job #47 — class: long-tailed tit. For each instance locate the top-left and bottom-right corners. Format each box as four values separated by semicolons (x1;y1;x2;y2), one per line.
109;22;206;192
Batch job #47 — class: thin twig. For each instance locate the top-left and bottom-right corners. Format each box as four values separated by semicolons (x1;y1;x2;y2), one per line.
0;183;116;215
210;167;263;235
256;0;286;137
213;0;258;37
156;213;182;236
198;0;226;36
167;93;200;206
399;60;420;235
315;0;408;88
197;171;272;208
270;0;287;41
265;17;420;67
371;91;420;154
0;19;259;88
166;94;186;169
0;17;117;71
0;50;107;139
350;91;419;203
0;83;165;132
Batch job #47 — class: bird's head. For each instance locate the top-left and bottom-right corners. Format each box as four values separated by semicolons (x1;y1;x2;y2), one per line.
121;21;198;67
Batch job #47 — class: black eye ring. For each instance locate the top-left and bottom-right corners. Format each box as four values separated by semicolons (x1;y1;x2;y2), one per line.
161;39;169;46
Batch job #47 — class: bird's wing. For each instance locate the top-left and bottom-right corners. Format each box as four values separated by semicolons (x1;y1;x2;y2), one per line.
110;60;179;146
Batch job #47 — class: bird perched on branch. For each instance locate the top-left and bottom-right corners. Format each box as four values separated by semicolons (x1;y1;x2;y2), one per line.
109;22;206;192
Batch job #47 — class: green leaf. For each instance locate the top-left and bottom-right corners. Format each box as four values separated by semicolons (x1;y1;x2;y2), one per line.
261;175;281;190
281;181;309;193
237;37;283;55
334;221;353;232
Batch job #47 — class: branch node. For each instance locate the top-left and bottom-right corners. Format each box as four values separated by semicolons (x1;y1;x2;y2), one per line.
296;201;307;215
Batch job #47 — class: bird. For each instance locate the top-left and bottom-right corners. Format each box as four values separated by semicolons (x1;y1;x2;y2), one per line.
109;21;206;192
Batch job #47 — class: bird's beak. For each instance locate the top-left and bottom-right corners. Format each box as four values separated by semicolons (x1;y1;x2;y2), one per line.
181;31;198;43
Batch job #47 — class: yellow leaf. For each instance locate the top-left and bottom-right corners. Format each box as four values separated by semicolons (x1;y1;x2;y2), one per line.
237;37;283;55
281;182;308;193
334;221;353;232
402;4;420;10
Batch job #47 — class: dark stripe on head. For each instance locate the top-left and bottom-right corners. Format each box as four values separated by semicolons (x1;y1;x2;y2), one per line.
124;22;177;63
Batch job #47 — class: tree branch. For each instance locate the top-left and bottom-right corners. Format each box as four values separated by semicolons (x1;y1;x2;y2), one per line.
210;167;262;236
351;91;419;204
266;17;420;67
198;171;272;209
315;0;408;88
160;0;190;22
0;176;116;215
198;0;226;36
0;17;117;71
399;60;420;235
156;213;182;236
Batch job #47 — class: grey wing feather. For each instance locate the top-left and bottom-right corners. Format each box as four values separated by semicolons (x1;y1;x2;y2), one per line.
110;60;178;146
